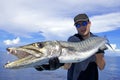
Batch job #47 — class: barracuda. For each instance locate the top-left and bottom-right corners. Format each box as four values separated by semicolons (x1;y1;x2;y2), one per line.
4;37;110;69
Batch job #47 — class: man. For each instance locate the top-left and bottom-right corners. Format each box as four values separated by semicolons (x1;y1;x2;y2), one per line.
66;13;106;80
35;13;105;80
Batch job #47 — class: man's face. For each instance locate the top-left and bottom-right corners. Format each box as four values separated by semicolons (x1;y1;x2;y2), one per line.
75;21;91;37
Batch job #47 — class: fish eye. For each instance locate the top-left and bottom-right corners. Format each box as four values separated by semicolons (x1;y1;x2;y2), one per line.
37;42;44;48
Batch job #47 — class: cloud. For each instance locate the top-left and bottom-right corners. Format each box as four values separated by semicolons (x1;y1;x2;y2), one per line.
3;37;20;45
0;0;120;40
91;13;120;33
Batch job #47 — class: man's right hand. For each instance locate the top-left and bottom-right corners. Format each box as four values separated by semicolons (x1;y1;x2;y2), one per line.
35;57;64;71
49;57;64;70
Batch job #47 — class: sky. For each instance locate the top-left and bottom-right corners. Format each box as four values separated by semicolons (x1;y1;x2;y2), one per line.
0;0;120;55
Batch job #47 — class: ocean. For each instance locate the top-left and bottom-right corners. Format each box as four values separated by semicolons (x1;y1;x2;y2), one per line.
0;51;120;80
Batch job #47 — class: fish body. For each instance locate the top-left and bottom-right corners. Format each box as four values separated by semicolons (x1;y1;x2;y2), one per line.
4;37;109;69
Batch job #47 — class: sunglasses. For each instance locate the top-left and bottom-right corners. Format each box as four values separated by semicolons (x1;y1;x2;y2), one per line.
75;21;88;28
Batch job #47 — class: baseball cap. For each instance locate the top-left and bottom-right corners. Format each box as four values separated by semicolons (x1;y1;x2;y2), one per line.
74;13;89;24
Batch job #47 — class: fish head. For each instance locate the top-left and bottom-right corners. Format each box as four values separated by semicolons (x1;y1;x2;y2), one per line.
4;41;61;69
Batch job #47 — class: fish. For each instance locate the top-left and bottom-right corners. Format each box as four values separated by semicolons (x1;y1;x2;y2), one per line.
4;36;110;69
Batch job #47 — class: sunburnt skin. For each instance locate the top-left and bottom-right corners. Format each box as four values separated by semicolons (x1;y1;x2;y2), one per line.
4;37;110;69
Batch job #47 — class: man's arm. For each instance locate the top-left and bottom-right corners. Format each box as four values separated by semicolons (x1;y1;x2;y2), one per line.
95;53;106;70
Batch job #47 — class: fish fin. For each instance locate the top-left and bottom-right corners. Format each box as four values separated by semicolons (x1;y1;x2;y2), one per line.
105;43;115;51
103;35;115;51
103;36;118;53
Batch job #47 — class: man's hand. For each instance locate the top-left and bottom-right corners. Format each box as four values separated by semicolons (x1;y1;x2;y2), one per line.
49;57;64;70
35;57;64;71
95;53;106;70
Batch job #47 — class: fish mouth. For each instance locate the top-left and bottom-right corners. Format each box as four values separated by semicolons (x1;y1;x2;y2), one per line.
7;48;31;59
4;47;40;69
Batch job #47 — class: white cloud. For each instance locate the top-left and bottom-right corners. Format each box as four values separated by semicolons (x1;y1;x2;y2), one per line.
3;37;20;45
91;13;120;33
0;0;120;40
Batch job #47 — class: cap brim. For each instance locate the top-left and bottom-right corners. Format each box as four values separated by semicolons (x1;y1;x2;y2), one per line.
75;19;88;24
